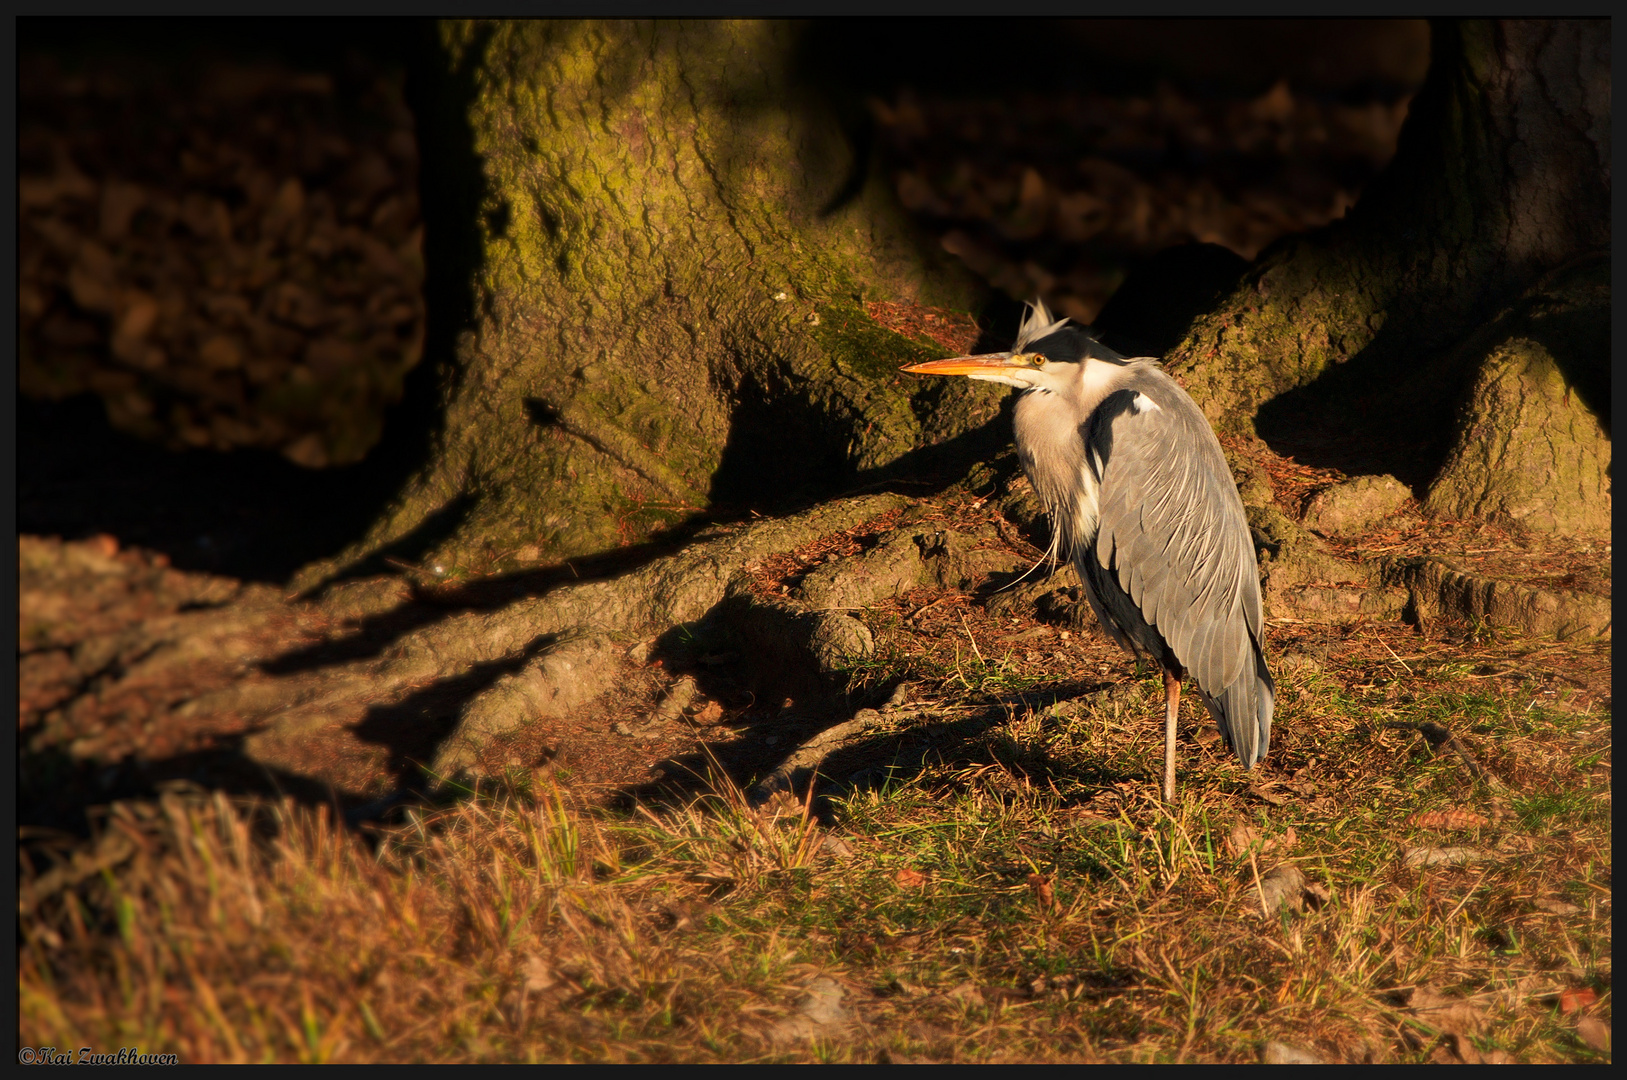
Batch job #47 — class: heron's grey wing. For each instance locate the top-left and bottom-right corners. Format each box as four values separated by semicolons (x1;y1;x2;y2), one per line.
1085;376;1274;766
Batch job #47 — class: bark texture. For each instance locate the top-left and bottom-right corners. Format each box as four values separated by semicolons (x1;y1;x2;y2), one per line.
1423;256;1610;536
300;20;998;589
1166;19;1609;535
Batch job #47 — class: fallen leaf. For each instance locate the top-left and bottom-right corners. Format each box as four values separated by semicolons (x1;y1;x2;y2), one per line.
944;981;984;1006
1226;823;1297;859
882;977;929;998
522;954;556;994
1431;1032;1483;1064
1409;987;1490;1035
1226;824;1263;857
1407;809;1490;830
1261;1041;1323;1064
1254;864;1307;915
1535;897;1582;916
765;977;851;1045
895;868;929;888
797;977;849;1025
1026;872;1059;913
1575;1015;1610;1053
980;984;1030;1006
1403;846;1494;868
1557;987;1597;1015
1030;973;1078;997
821;834;855;859
1253;784;1289;806
690;700;725;725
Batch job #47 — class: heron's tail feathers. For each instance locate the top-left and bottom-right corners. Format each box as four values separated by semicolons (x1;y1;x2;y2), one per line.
1199;640;1275;770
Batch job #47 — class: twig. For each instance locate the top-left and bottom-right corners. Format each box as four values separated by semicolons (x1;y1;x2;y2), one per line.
1415;722;1503;789
18;830;138;915
1373;633;1413;675
1442;866;1495;925
960;612;986;664
1247;848;1271;918
906;596;955;623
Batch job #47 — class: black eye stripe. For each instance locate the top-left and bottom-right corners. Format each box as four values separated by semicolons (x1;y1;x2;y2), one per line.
1026;327;1130;366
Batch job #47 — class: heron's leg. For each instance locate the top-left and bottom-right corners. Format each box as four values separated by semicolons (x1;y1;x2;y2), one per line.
1162;671;1180;803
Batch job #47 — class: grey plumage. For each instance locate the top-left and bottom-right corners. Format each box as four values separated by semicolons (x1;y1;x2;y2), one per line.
904;300;1275;798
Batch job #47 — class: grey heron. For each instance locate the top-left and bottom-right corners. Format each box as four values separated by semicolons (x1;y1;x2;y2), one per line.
903;300;1274;802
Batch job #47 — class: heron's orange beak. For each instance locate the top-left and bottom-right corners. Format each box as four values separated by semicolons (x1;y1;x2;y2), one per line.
901;353;1029;376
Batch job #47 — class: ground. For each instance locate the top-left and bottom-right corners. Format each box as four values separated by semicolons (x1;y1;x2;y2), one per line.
17;441;1611;1063
16;32;1609;1065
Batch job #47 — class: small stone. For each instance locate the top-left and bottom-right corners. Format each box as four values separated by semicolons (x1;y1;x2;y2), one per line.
1575;1015;1610;1053
1262;1041;1324;1064
821;834;855;859
1254;864;1307;914
797;977;848;1025
1300;475;1410;537
654;675;699;721
1403;846;1494;868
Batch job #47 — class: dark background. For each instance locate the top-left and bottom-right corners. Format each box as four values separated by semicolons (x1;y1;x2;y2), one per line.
16;18;1430;581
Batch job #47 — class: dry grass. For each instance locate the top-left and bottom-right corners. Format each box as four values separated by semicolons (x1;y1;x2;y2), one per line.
20;632;1611;1063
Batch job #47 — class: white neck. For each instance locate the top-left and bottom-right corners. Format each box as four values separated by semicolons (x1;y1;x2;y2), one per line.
1011;356;1141;559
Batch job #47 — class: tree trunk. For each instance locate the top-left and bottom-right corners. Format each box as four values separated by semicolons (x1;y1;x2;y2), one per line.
296;20;1003;590
305;17;1608;594
1167;19;1609;537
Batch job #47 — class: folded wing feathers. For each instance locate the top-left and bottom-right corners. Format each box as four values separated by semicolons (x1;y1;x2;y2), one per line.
1090;371;1272;766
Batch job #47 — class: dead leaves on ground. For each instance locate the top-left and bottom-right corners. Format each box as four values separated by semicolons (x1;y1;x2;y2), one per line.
1557;987;1611;1053
1250;864;1332;917
1406;809;1491;830
1025;872;1060;915
1573;1015;1611;1053
1224;823;1295;860
1557;987;1598;1015
1402;846;1494;868
1390;979;1611;1063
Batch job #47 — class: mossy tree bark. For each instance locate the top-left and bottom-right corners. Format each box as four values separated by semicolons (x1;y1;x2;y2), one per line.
1167;19;1609;537
312;18;1607;595
306;19;1001;587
